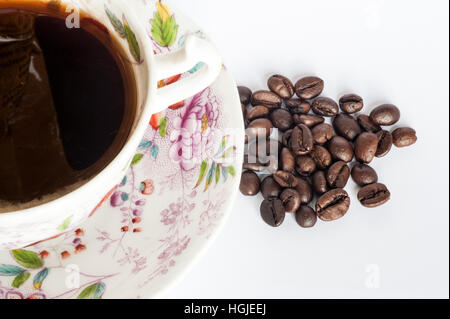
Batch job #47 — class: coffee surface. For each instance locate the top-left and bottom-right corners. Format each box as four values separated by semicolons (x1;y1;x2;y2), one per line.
0;4;136;208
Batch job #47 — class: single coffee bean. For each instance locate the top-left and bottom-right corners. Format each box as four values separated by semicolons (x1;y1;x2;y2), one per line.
260;198;286;227
358;183;391;208
280;188;301;213
293;114;325;128
285;99;311;114
282;129;293;147
270;108;293;131
354;132;378;164
261;176;282;199
246;118;273;142
295;206;317;228
370;104;401;126
248;139;281;157
239;171;260;196
251;90;282;109
375;130;393;158
290;124;314;155
243;154;279;174
332;114;361;141
295;76;324;100
273;171;299;188
295;155;317;177
351;163;378;186
241;103;246;119
295;177;313;204
312;97;339;117
392;127;417;148
328;136;354;163
245;105;270;124
326;161;350;188
312;171;328;195
339;94;364;114
357;114;381;133
238;86;252;106
312;123;334;145
316;188;351;221
310;145;332;170
268;74;295;99
281;147;295;172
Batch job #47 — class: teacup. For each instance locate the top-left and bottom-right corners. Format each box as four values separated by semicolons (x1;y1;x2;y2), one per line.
0;0;222;250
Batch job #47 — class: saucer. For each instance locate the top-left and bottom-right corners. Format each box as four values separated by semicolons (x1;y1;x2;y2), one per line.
0;1;244;299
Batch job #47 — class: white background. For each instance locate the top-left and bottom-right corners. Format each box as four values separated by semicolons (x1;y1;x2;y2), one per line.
166;0;449;298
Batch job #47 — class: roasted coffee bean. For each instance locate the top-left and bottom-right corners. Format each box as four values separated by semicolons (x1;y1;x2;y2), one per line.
310;145;332;170
238;86;252;106
243;154;279;174
312;97;339;117
354;132;378;164
295;177;313;204
270;108;293;131
333;114;361;141
282;129;293;147
261;176;282;199
273;171;299;188
351;163;378;186
260;198;285;227
280;188;301;213
295;155;316;177
281;147;295;172
295;206;317;228
268;75;295;99
375;130;393;158
293;114;325;128
312;171;328;195
370;104;401;126
328;136;354;163
241;103;246;119
392;127;417;148
246;118;273;142
251;90;282;109
245;105;270;124
239;171;260;196
326;161;350;188
290;125;314;155
357;114;381;133
285;99;311;114
316;189;351;221
358;183;391;208
339;94;364;114
295;76;324;100
312;123;334;145
248;139;281;157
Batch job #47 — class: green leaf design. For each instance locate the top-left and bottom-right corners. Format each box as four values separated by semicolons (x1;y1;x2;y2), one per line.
57;215;73;231
33;268;49;290
131;153;144;167
195;161;209;188
77;282;105;299
123;16;141;63
0;264;25;276
222;146;237;158
11;250;44;269
227;165;236;177
159;117;168;138
204;162;216;191
12;271;30;288
222;166;228;182
105;7;126;38
215;164;221;185
151;11;178;47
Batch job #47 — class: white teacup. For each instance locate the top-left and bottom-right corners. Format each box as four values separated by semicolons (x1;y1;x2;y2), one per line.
0;0;222;250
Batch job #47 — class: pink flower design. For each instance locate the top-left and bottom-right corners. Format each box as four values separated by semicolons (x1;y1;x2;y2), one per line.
169;88;221;171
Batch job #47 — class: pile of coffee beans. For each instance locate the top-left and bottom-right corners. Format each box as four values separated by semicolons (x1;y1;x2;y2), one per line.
239;75;417;228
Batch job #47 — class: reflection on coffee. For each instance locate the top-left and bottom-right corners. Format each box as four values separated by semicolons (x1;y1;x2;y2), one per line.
0;2;137;209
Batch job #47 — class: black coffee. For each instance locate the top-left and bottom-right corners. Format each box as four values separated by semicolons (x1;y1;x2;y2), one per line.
0;2;136;205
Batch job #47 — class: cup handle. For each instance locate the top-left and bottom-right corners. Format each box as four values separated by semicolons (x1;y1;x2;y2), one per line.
150;35;222;112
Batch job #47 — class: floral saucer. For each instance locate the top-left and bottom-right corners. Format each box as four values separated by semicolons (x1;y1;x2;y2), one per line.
0;1;244;299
